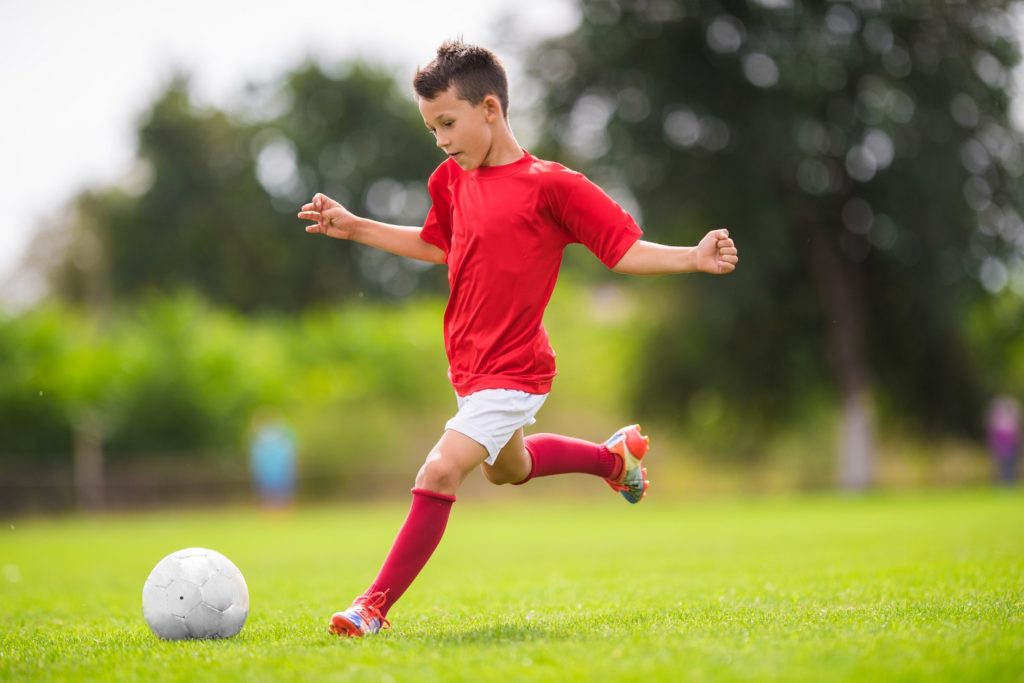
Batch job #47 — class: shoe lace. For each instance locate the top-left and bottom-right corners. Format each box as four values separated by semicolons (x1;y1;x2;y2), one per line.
356;590;391;630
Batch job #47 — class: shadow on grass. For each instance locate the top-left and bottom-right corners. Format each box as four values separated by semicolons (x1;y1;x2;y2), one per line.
395;608;679;644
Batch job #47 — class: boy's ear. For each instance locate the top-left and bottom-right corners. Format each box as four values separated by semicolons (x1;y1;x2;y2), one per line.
482;94;503;122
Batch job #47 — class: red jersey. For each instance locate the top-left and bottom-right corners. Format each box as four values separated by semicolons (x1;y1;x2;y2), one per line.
419;150;642;396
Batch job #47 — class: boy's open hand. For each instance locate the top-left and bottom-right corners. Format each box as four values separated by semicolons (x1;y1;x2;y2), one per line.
297;193;358;240
695;229;739;275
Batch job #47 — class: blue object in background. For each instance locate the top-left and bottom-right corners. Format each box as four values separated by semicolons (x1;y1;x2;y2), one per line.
250;421;296;505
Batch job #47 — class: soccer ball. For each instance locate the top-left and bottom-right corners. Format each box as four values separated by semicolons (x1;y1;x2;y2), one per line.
142;547;249;640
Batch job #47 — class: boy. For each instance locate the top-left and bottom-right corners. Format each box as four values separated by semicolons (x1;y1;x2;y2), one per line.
297;40;738;638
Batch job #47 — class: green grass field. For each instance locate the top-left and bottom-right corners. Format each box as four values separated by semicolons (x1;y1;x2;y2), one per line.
2;489;1022;682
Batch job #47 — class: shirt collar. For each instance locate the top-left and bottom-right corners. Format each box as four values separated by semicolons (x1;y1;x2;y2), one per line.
470;148;533;179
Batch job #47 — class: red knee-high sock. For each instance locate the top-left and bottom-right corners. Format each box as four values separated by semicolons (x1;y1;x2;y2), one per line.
518;433;623;483
361;487;455;616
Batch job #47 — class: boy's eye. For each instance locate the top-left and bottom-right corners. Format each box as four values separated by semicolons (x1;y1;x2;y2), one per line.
425;120;453;135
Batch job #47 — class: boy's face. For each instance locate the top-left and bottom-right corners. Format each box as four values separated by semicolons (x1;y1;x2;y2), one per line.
418;87;500;171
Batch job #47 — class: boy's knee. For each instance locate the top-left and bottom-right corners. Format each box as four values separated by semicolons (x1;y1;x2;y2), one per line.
415;457;462;493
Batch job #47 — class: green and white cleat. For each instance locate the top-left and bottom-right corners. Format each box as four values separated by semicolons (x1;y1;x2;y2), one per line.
603;424;650;504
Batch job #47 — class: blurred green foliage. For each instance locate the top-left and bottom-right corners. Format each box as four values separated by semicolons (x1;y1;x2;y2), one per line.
0;281;642;487
530;0;1024;446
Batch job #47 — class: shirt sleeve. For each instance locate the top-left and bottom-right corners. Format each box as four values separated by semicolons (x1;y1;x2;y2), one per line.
419;164;453;257
554;173;643;269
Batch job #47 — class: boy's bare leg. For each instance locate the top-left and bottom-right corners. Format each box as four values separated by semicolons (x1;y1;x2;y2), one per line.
416;429;490;494
481;428;531;485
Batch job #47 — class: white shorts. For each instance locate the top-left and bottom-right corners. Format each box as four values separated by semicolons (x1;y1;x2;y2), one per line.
445;389;549;465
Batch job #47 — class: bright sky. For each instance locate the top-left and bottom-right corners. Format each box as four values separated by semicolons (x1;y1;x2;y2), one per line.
0;0;578;301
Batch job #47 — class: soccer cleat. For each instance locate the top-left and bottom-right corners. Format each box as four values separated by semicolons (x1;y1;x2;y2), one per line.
329;591;390;638
604;424;650;504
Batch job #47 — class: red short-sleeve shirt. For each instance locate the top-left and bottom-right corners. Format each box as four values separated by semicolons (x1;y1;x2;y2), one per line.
419;150;642;396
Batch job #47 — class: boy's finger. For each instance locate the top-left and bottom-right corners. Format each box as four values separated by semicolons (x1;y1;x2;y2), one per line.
718;228;730;239
297;211;320;221
304;223;322;233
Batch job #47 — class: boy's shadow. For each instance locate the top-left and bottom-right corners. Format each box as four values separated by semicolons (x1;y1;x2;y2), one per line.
399;609;668;644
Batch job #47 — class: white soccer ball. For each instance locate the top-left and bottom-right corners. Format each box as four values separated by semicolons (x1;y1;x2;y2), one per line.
142;547;249;640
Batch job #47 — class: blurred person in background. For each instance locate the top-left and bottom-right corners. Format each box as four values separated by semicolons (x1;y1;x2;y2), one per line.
987;395;1020;485
249;412;297;508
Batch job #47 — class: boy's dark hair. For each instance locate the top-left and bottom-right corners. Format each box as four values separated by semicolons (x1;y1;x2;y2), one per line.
413;40;509;118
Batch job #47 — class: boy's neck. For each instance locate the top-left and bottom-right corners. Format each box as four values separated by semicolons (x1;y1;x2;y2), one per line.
481;126;524;167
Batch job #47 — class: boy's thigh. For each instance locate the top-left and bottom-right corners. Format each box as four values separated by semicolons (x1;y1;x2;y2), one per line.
424;429;489;470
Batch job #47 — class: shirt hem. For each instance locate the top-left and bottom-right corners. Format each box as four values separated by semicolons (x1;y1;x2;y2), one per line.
602;229;643;270
419;229;448;257
451;375;553;396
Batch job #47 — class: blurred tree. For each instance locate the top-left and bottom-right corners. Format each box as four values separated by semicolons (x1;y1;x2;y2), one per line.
274;62;445;299
0;306;74;462
530;0;1024;487
35;62;442;312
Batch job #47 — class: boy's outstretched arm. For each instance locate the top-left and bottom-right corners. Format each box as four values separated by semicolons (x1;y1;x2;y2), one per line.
297;193;445;265
612;229;738;276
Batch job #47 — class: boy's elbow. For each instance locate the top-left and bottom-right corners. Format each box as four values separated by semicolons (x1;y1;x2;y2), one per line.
611;250;640;275
426;245;446;265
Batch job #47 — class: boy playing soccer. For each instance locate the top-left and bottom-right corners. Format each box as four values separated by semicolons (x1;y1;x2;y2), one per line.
297;40;739;638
